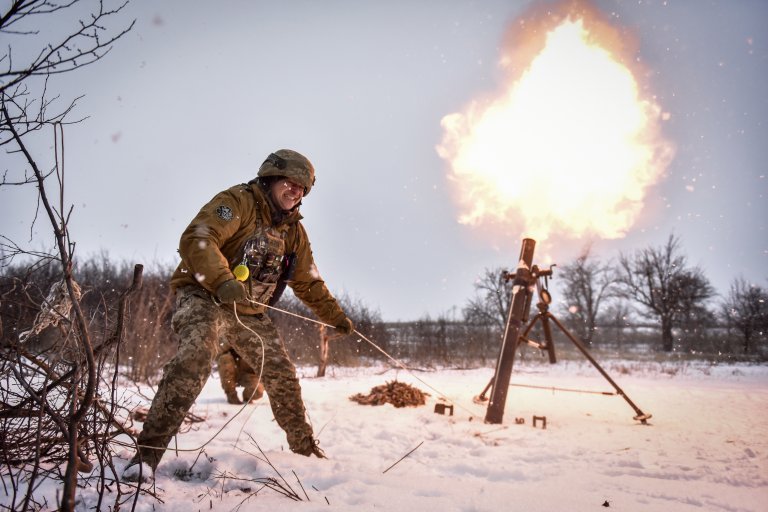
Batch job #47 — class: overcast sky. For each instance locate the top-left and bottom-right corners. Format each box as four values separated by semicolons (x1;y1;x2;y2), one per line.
1;0;766;321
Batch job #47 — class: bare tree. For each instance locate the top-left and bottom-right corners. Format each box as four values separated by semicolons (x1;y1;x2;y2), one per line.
1;2;134;510
557;245;617;345
721;277;768;354
616;234;714;352
463;267;512;333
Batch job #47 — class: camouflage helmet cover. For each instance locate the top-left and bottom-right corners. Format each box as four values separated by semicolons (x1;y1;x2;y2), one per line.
257;149;316;196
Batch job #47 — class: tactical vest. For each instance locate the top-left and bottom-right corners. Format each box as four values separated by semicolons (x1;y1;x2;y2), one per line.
235;221;295;306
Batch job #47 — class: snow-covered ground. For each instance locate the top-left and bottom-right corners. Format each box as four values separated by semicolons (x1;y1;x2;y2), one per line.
13;361;768;511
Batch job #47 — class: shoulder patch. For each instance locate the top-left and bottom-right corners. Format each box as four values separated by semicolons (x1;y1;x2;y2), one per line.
216;205;234;221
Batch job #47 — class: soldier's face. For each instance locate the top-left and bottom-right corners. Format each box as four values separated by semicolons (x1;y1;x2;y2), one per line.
270;178;304;211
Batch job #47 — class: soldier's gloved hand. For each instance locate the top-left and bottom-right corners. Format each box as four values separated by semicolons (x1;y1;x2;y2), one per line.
334;317;354;336
216;279;247;304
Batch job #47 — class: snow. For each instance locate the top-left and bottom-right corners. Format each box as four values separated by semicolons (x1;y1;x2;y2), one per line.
10;361;768;511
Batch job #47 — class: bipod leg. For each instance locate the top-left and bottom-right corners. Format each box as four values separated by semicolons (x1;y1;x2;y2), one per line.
539;314;557;364
546;314;652;424
519;314;539;346
518;313;557;363
474;377;494;404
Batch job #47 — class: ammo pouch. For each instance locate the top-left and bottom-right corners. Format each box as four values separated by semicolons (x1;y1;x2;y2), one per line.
249;279;277;306
269;253;297;306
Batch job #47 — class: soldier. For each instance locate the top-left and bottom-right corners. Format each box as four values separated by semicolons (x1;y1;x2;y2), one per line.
125;149;353;480
218;345;264;404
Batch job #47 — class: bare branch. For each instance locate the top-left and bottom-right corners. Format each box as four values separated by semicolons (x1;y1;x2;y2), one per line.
1;1;135;96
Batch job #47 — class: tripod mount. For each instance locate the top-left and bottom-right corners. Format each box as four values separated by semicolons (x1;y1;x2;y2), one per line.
479;238;652;425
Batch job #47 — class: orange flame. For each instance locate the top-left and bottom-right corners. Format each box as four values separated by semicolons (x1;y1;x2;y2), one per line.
437;1;673;243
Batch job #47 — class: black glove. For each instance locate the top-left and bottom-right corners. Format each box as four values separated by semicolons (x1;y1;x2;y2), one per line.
334;317;354;336
216;279;247;304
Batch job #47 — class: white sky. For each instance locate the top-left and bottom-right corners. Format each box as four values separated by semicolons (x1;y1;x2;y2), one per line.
1;0;766;320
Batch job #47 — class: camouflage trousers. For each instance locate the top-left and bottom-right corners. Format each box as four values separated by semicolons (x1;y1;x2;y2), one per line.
134;286;314;469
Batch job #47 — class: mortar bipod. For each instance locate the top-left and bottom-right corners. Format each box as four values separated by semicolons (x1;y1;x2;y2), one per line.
473;264;652;425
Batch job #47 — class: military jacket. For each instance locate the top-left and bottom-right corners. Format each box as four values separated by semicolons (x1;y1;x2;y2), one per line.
170;182;346;324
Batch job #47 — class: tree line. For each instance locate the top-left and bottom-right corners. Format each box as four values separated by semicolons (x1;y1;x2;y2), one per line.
466;235;767;358
3;233;765;386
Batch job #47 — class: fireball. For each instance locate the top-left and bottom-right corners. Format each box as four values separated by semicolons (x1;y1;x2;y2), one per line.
437;2;674;242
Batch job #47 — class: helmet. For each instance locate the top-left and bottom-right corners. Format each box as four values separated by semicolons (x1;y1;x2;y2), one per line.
257;149;316;196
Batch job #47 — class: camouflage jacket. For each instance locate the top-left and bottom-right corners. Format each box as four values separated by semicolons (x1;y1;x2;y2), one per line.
170;181;346;324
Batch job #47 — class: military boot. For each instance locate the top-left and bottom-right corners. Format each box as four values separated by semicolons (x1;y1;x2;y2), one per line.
122;448;161;483
225;389;242;405
122;461;153;483
291;436;327;458
242;381;265;403
218;350;241;404
236;355;263;403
